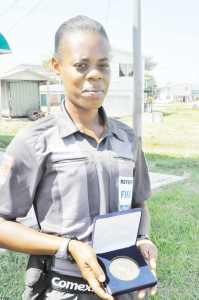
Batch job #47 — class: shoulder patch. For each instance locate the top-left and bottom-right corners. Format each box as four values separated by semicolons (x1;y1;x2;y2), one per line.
0;153;13;185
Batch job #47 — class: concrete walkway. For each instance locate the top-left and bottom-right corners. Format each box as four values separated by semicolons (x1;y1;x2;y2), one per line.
149;172;185;189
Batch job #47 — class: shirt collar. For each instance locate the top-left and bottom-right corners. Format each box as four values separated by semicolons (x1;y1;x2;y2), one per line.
55;101;124;142
100;107;124;141
55;101;79;138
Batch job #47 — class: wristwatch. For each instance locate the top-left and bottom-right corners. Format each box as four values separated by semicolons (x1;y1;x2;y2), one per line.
137;232;149;240
55;235;78;262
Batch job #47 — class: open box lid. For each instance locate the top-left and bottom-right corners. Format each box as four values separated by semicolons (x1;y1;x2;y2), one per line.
92;208;142;254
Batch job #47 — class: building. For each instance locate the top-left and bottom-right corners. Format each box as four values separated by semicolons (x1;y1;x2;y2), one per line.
158;83;199;103
0;64;58;117
40;47;157;117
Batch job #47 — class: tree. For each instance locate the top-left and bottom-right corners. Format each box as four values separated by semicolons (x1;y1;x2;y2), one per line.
144;74;158;99
41;56;53;73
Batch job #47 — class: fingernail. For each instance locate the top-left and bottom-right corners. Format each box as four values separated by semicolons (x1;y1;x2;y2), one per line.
151;259;156;268
99;273;105;282
138;291;145;299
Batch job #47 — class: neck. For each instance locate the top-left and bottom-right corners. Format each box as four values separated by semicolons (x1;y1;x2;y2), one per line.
64;101;101;126
64;101;104;142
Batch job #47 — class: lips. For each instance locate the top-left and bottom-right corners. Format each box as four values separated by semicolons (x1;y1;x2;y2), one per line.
82;88;104;93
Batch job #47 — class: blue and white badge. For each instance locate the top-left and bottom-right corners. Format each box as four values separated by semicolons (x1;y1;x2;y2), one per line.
119;176;133;211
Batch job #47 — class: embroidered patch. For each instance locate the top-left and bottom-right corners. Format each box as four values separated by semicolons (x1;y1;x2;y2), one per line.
0;153;13;185
119;176;133;211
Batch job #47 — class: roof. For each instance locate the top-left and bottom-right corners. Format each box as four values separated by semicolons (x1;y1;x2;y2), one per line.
0;66;58;84
111;47;157;71
159;83;199;89
4;63;49;74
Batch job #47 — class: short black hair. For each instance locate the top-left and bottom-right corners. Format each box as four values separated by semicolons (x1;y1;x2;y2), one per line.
54;15;110;61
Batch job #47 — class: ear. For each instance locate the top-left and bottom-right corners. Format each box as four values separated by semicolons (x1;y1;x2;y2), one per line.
52;56;60;75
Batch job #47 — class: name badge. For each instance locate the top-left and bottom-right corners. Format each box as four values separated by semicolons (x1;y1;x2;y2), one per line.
119;176;133;211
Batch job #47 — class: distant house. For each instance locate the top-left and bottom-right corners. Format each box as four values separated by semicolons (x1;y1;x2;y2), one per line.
40;47;157;117
0;64;58;117
103;48;157;116
158;83;199;102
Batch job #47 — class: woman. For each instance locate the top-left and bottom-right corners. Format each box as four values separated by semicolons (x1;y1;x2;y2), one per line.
0;16;157;300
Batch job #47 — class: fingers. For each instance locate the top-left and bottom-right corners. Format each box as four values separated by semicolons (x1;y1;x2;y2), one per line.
88;258;105;282
137;240;158;268
69;241;113;299
87;271;114;300
150;283;157;296
150;266;157;296
137;240;158;298
137;289;146;299
149;245;158;268
148;246;158;297
85;256;114;299
137;285;157;299
150;257;157;269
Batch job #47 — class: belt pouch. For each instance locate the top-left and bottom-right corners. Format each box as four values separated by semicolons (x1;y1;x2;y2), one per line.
23;254;52;300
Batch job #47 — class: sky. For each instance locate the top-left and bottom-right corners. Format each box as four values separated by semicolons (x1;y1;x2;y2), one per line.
0;0;199;87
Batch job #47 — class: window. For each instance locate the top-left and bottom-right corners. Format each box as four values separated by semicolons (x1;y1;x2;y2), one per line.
119;64;133;77
192;89;199;95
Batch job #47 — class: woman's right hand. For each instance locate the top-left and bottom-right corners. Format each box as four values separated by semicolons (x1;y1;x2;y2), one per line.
68;240;114;300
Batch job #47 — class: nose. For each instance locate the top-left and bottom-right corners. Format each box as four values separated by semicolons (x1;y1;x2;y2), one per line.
86;66;103;80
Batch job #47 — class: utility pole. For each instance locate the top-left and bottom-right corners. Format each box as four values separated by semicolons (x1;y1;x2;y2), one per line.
133;0;142;142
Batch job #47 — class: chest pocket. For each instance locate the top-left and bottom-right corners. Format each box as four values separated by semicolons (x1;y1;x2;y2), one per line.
109;154;135;212
50;153;89;174
47;152;100;222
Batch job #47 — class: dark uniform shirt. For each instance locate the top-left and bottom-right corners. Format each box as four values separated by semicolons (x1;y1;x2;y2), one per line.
0;102;151;276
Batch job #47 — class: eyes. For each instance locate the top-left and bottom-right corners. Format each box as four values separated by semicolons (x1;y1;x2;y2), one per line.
74;62;110;72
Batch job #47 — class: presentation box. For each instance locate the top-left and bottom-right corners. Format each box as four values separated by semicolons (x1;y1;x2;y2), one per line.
92;209;157;296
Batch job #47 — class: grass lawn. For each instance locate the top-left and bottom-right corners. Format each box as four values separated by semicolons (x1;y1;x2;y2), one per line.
0;251;28;298
0;118;30;149
147;154;199;300
0;103;198;299
121;102;199;157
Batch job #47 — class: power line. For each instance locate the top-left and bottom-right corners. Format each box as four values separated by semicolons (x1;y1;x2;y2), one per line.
0;0;19;18
5;0;46;33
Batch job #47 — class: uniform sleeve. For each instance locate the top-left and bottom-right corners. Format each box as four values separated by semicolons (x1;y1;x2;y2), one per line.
0;128;44;219
132;138;152;206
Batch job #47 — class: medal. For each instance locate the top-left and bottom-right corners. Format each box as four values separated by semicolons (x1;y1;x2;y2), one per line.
109;257;140;281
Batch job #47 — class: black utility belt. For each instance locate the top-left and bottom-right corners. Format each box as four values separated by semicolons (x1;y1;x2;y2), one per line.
51;271;93;294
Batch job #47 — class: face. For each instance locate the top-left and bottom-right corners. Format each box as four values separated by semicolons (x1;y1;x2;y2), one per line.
52;31;111;111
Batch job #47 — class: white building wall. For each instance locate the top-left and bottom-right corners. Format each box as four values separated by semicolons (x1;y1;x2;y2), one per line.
104;49;145;117
159;83;199;102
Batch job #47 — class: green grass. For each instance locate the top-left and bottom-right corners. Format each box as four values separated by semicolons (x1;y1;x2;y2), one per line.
0;252;28;298
146;154;199;300
121;103;199;157
142;106;199;156
0;104;199;299
0;135;15;148
0;118;29;149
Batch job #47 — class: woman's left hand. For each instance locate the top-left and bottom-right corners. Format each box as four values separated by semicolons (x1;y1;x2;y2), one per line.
136;239;158;299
